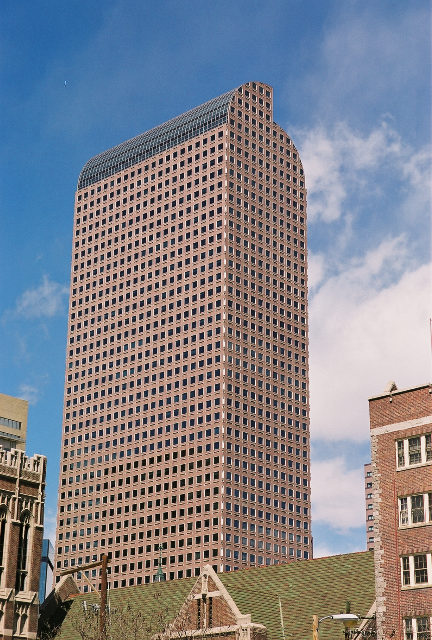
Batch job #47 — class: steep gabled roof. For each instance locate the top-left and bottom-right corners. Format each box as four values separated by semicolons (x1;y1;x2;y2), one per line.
53;552;375;640
77;88;237;189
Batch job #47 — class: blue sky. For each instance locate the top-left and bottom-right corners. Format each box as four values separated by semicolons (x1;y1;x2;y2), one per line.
0;0;430;557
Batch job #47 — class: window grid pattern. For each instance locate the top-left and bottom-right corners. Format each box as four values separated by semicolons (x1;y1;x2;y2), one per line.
397;434;432;469
399;492;432;527
400;553;432;587
56;81;310;590
404;617;432;640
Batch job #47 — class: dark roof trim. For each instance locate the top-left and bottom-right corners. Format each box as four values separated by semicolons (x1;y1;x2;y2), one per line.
77;88;238;189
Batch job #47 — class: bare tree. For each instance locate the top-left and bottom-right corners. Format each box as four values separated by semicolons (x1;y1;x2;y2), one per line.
45;590;175;640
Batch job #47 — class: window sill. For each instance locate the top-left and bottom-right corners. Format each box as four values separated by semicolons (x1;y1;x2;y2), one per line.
401;583;432;591
399;521;432;530
397;460;432;471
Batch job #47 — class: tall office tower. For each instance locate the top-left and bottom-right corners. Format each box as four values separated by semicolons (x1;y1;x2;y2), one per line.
364;463;374;551
55;81;311;591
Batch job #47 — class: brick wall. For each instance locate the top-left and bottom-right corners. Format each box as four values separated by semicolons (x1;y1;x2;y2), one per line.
369;384;432;640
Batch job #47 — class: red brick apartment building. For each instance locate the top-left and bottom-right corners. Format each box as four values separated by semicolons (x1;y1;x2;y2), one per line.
55;81;311;590
369;382;432;640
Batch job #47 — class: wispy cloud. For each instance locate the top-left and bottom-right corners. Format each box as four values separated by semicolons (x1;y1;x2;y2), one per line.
309;239;430;443
313;540;364;559
292;3;430;132
18;383;40;405
297;120;429;225
15;275;68;319
312;456;365;533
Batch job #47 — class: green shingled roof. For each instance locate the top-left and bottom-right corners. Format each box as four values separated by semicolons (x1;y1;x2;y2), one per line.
53;552;375;640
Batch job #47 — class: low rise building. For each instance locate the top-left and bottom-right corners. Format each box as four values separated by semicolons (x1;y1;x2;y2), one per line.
369;382;432;640
0;393;27;452
47;551;375;640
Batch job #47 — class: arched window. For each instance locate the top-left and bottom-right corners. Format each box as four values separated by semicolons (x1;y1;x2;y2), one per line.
0;507;7;581
15;511;30;592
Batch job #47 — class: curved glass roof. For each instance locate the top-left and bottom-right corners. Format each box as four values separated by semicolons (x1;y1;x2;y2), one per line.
78;88;238;189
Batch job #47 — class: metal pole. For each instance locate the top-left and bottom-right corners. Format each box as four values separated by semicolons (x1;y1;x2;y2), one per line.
312;615;319;640
278;597;286;640
100;554;108;640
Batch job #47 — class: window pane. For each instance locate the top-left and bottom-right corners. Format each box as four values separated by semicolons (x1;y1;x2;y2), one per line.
404;618;413;640
402;556;411;585
428;493;432;522
400;498;409;525
408;437;422;465
413;554;428;584
426;434;432;462
417;617;431;640
398;440;405;467
411;495;425;523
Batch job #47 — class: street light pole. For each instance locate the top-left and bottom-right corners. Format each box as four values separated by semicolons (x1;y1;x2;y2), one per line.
312;615;319;640
100;554;108;640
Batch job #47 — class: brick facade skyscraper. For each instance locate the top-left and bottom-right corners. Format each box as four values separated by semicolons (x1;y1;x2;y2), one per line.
55;81;311;590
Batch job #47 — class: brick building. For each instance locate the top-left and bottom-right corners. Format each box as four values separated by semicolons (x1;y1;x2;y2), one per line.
56;81;311;589
369;382;432;640
364;462;374;551
0;446;46;639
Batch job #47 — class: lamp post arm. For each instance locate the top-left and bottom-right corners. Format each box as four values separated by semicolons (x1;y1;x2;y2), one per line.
318;615;336;625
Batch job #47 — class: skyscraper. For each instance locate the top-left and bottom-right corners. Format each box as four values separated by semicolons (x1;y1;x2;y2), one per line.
55;81;311;590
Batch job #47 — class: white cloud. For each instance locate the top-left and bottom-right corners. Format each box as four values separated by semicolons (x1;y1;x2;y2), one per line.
313;541;364;559
297;120;411;223
312;543;335;559
16;275;68;318
311;457;365;533
294;4;429;130
308;252;326;292
309;238;431;443
18;384;40;405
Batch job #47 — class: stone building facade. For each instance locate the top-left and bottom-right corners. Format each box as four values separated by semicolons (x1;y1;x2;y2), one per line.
0;447;46;639
369;382;432;640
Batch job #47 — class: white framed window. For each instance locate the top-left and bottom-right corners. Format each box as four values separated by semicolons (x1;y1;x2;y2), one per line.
404;616;431;640
400;553;432;587
399;493;432;527
397;434;432;469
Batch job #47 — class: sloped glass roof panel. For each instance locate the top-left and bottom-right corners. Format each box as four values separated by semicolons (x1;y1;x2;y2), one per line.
77;88;237;189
